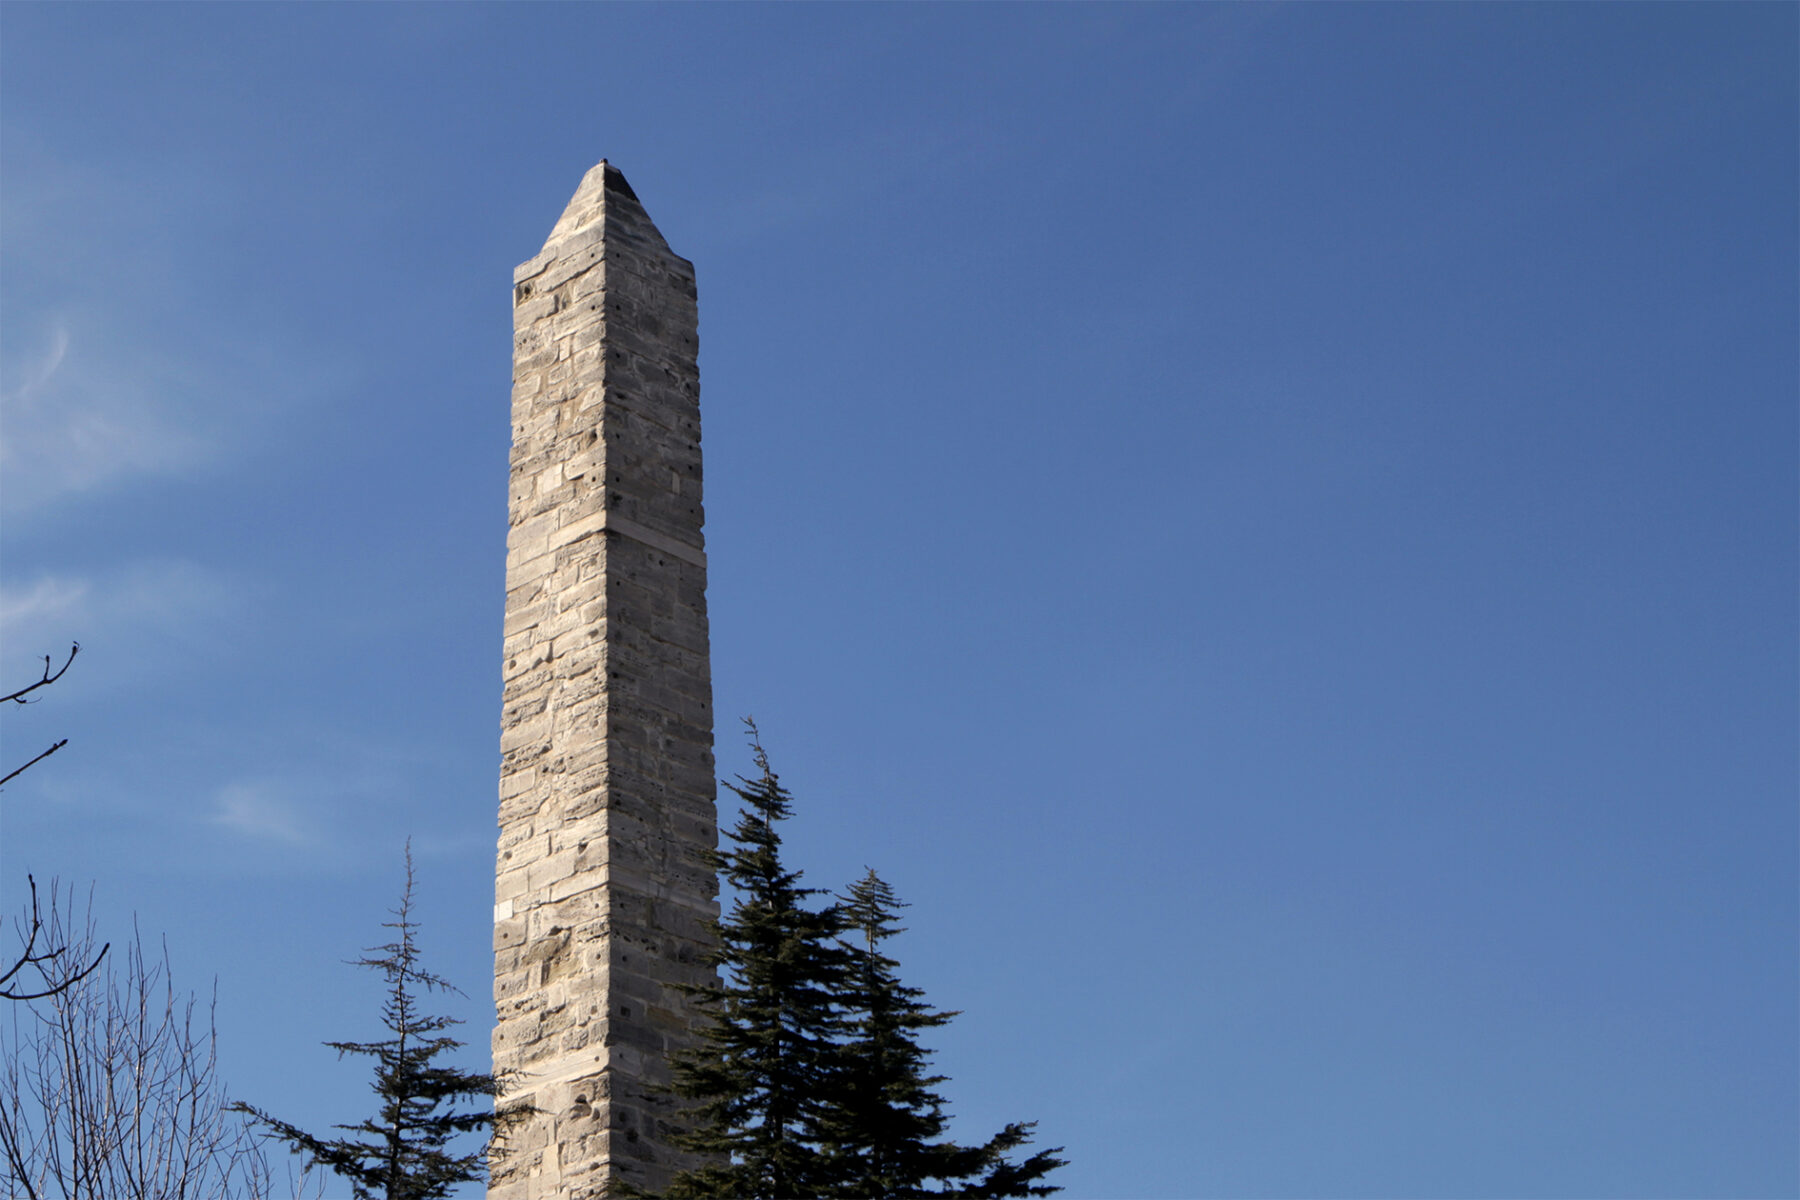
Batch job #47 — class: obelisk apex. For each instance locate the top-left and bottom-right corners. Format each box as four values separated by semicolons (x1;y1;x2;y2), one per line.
493;162;717;1198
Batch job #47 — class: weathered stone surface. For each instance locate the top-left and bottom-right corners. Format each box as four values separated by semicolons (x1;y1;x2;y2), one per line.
493;161;717;1199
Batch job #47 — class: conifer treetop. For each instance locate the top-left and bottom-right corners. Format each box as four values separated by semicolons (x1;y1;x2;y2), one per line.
233;845;512;1200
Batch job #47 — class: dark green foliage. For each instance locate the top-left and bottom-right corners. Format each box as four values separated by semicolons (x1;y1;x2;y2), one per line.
820;870;1065;1199
817;868;962;1194
661;726;1064;1199
664;726;853;1199
942;1123;1069;1200
233;850;507;1200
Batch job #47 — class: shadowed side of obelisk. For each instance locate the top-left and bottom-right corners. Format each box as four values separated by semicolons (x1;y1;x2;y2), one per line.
493;161;718;1200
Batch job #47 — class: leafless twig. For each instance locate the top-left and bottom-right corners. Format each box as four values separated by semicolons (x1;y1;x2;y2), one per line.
0;745;68;792
2;644;79;792
0;878;108;1004
3;645;78;706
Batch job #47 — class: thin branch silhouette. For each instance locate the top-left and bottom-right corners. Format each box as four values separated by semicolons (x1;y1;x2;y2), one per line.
1;877;108;1003
4;644;78;705
2;644;78;792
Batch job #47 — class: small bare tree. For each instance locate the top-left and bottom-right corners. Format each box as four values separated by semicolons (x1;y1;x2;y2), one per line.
0;885;275;1199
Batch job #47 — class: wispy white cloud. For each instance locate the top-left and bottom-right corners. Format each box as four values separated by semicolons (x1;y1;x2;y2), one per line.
0;572;90;633
0;320;216;517
11;323;69;394
200;755;450;867
0;560;244;688
0;141;333;525
211;781;315;846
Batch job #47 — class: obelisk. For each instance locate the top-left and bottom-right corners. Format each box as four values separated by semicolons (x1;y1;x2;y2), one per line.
492;161;718;1198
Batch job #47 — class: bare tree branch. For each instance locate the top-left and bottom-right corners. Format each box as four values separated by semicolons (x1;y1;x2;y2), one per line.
2;644;79;793
3;645;78;706
3;647;104;1005
0;878;109;1003
0;744;68;793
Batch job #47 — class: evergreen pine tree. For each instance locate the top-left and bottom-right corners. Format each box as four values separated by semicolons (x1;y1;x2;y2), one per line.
817;867;960;1196
821;869;1065;1199
663;724;852;1200
234;848;509;1200
661;731;1067;1199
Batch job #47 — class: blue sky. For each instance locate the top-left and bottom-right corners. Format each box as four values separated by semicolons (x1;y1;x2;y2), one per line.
2;5;1794;1197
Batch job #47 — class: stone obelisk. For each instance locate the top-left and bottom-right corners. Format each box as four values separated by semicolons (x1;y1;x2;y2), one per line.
492;162;718;1199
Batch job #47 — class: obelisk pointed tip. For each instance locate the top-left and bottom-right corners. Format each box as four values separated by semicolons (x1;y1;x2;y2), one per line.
544;160;645;247
602;162;640;202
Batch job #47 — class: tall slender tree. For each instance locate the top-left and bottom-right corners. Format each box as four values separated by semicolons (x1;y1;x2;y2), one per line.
233;848;506;1200
663;724;851;1200
818;868;963;1194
